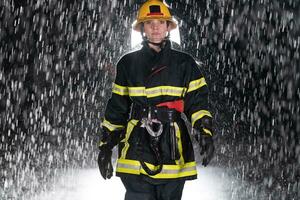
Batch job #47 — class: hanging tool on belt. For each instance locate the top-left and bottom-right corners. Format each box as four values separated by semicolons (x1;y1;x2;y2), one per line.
131;100;183;175
140;110;164;175
157;99;183;161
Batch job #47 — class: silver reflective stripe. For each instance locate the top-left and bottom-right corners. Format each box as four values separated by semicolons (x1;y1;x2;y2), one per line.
128;87;146;96
187;77;207;93
146;86;186;98
117;160;196;174
113;85;187;98
117;159;198;178
112;83;129;96
117;163;140;171
160;166;197;174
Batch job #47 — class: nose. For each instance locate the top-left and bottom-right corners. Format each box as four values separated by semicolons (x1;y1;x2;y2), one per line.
151;22;159;30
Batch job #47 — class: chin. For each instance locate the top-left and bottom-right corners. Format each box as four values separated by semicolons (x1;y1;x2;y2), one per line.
150;39;164;43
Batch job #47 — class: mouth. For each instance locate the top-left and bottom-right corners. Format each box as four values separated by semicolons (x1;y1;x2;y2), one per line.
152;33;161;37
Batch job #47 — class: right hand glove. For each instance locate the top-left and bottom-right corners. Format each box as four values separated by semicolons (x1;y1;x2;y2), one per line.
199;135;214;167
97;127;125;179
98;144;113;179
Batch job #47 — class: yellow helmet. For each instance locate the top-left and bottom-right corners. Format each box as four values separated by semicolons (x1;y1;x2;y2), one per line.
132;0;177;32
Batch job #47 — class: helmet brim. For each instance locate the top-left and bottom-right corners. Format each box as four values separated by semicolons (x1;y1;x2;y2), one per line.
132;18;178;32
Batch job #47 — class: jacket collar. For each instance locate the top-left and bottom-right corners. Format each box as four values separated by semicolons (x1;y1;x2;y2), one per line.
141;40;172;57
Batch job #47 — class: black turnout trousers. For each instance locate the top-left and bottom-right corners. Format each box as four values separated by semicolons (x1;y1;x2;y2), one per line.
121;175;185;200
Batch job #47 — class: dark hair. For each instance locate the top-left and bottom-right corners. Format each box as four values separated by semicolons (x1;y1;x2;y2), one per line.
167;21;171;27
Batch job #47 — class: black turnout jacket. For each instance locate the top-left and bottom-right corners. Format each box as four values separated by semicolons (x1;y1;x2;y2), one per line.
102;40;213;181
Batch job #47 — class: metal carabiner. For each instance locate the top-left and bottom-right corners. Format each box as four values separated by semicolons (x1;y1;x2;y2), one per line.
140;107;163;138
145;118;163;137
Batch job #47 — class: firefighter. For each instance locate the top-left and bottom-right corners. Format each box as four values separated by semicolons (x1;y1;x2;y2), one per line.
97;0;215;199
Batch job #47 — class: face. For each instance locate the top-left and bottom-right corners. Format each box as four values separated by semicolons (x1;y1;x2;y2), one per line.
143;19;170;43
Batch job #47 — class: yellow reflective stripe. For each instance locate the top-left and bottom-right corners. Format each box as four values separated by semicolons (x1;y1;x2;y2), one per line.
116;159;141;174
128;87;146;96
191;110;212;127
145;86;186;98
113;85;187;98
118;158;141;166
120;119;138;159
116;159;197;179
101;119;125;132
187;77;207;93
98;141;107;147
128;86;187;97
141;168;197;179
112;83;129;96
116;167;140;175
203;128;213;136
174;122;185;165
140;161;197;179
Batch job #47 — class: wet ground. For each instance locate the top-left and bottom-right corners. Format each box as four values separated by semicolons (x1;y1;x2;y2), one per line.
25;166;266;200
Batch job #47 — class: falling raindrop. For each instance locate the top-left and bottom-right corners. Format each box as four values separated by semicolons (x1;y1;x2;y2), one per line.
0;0;299;199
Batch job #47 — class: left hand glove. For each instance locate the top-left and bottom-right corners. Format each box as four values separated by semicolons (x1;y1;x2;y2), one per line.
97;127;125;179
194;116;215;167
97;144;113;179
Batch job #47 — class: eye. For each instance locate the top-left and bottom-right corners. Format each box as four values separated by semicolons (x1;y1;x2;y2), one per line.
159;20;165;24
145;21;152;25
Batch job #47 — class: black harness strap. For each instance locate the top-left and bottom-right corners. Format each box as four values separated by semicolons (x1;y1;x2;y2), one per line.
131;103;181;175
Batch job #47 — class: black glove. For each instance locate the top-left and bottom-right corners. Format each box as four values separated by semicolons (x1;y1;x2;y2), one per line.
98;144;113;179
97;127;125;179
199;135;214;166
195;116;215;167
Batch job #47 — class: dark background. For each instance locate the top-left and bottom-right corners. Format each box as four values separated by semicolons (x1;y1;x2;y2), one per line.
0;0;299;199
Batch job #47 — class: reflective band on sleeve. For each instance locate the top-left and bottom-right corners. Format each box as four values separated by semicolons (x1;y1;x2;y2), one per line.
112;83;129;96
101;119;125;132
116;159;197;179
187;77;207;93
191;110;212;127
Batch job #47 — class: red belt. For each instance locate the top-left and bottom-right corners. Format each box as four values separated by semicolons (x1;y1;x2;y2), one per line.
156;100;184;113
